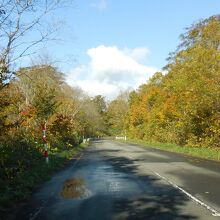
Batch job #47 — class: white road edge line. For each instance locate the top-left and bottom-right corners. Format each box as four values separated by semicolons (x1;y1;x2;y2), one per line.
154;172;220;217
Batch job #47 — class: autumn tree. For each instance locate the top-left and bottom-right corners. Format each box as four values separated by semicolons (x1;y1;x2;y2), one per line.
126;15;220;147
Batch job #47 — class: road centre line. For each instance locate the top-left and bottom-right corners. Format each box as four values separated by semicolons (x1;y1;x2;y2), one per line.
154;172;220;217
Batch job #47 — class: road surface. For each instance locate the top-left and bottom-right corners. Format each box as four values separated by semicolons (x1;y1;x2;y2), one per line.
17;140;220;220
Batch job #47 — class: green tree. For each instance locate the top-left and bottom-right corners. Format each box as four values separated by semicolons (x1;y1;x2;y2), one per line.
107;91;129;135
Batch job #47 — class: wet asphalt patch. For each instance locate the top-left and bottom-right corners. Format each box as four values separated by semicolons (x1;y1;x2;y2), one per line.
60;178;91;199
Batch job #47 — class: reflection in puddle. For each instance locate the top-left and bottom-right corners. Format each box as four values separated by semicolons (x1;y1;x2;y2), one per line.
60;178;91;199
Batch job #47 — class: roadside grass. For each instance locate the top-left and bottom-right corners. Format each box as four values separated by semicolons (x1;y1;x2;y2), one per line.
116;138;220;161
0;143;89;219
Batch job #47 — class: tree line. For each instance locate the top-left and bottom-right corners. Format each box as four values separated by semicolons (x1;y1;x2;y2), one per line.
100;15;220;150
122;15;220;148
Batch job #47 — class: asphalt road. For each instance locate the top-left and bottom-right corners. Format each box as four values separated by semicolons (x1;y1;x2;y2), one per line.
17;140;220;220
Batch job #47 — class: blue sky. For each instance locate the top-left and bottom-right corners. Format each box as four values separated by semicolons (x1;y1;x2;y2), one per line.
43;0;220;98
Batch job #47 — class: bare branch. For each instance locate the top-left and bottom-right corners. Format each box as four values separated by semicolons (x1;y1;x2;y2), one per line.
0;0;72;88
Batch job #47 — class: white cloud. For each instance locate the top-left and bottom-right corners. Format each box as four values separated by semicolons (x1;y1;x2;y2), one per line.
91;0;108;11
123;47;150;63
66;45;158;99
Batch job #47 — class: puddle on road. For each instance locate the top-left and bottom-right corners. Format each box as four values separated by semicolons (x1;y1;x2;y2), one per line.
60;178;91;199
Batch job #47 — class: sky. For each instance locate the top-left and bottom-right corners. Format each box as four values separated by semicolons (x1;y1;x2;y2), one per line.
42;0;220;99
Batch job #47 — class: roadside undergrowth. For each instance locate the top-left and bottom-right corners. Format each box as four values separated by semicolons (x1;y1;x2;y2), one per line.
0;143;89;220
116;138;220;162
